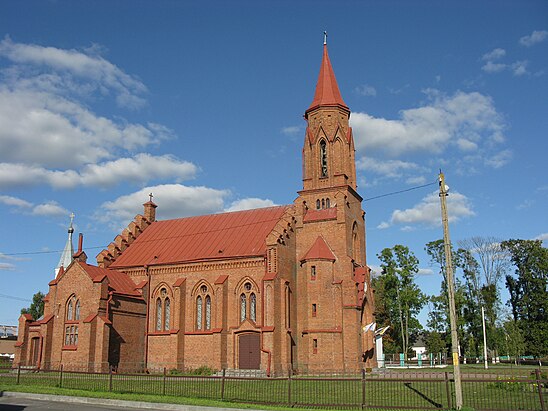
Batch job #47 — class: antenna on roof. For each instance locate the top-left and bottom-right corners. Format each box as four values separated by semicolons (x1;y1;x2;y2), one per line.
324;31;327;45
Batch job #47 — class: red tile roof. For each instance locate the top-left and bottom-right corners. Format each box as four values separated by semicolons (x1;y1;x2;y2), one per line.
110;206;290;268
306;44;348;116
303;207;337;223
77;262;140;297
301;236;336;262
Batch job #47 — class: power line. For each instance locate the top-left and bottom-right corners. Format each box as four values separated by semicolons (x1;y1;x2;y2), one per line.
0;293;32;302
2;181;437;257
363;180;438;202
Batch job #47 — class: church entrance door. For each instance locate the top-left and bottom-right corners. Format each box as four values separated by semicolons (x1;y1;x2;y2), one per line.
238;333;260;369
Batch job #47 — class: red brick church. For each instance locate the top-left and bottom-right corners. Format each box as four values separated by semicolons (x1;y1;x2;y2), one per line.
15;41;376;375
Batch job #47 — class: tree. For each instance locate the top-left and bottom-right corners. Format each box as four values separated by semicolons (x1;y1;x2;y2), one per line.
376;245;426;358
501;239;548;357
21;291;45;321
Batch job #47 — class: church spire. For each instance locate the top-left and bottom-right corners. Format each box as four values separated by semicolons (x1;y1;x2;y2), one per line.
55;213;75;277
305;36;348;118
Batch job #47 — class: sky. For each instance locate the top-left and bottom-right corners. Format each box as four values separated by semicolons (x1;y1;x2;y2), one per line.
0;1;547;327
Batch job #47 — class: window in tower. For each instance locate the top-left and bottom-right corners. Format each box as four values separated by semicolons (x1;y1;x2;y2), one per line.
311;265;316;281
316;199;321;210
313;338;318;354
312;303;317;317
320;140;328;178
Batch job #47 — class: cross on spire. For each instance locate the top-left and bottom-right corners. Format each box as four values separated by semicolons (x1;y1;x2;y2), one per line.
324;31;327;45
149;193;154;202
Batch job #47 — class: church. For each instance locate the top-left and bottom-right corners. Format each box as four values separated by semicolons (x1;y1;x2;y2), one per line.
15;40;376;375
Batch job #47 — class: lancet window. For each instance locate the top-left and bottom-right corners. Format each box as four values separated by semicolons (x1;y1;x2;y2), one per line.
196;284;212;330
64;295;80;347
154;286;171;331
319;140;328;178
238;281;257;323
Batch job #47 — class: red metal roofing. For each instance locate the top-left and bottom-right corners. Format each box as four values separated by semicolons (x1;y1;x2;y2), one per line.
110;206;290;268
77;262;140;297
301;236;336;262
306;44;348;116
303;207;337;223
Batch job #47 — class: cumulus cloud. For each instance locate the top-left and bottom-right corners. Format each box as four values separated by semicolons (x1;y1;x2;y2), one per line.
378;190;475;229
355;84;377;97
98;184;231;226
225;198;276;212
281;126;302;135
511;61;529;76
350;90;505;160
0;262;16;271
0;37;146;108
0;154;196;189
0;194;70;217
0;195;32;208
485;149;512;168
31;201;69;217
482;48;506;61
418;268;434;276
357;157;423;179
482;61;506;73
534;233;548;242
519;30;548;47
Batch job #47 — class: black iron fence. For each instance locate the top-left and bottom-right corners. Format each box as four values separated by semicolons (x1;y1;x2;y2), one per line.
1;365;546;410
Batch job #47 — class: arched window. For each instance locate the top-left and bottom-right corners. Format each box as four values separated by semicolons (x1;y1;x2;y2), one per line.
156;298;162;331
319;140;328;178
195;284;212;331
205;295;211;330
240;293;247;322
250;293;256;322
154;287;172;332
316;199;321;210
325;198;330;208
164;298;170;331
238;281;258;324
196;296;203;330
321;199;325;209
64;295;79;347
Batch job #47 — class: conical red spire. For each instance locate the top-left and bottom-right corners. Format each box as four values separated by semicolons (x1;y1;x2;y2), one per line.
305;43;348;117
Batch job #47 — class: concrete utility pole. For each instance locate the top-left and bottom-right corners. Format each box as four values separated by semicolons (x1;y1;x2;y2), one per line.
439;171;463;409
482;306;489;370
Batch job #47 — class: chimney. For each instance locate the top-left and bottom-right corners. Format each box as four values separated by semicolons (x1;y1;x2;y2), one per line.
73;233;88;263
143;193;157;222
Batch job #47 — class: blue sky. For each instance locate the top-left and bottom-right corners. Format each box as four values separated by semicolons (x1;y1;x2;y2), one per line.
0;1;547;327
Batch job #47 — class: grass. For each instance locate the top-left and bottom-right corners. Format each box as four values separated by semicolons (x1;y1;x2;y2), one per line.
1;366;546;411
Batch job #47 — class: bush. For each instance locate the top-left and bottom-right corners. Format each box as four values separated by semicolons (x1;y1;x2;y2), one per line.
169;366;216;376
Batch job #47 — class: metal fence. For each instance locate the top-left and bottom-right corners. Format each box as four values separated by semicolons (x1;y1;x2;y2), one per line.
1;365;546;410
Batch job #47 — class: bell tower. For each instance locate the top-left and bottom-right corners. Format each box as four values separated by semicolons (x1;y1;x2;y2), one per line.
293;37;376;371
302;38;357;193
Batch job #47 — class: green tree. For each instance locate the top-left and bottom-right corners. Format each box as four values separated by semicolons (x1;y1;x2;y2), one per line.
376;245;426;358
501;239;548;357
20;291;45;321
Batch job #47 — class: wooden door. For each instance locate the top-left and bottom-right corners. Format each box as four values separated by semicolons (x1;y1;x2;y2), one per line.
238;333;260;369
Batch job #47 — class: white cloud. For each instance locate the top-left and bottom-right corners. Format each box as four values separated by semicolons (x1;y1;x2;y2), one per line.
379;190;475;229
350;90;505;159
482;61;507;73
511;60;529;76
355;84;377;97
0;154;196;189
406;176;427;185
534;233;548;241
98;184;231;226
485;149;512;169
225;198;276;212
456;138;478;151
31;201;69;217
418;268;434;276
0;195;32;208
482;48;506;61
357;157;422;179
0;262;16;271
519;30;548;47
0;37;146;108
281;126;302;135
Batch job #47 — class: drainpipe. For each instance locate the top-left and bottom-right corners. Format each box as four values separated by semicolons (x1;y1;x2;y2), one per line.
105;291;113;319
36;333;43;370
260;276;272;377
143;264;150;371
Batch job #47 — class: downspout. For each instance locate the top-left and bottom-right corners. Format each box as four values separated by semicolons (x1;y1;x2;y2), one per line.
260;275;272;377
36;333;43;370
105;291;113;319
143;264;150;371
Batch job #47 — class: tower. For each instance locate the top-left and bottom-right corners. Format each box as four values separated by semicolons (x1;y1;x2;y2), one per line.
294;39;375;371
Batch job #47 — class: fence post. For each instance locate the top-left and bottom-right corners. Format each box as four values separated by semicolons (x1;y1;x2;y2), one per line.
444;371;452;410
287;367;292;407
536;369;546;411
221;368;226;401
163;367;167;396
58;364;63;388
361;368;366;409
16;364;21;385
109;366;113;392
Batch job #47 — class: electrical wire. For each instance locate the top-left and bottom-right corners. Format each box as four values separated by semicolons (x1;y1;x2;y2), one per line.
363;180;438;202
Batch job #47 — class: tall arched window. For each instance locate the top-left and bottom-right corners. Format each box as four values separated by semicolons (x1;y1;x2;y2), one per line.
238;281;258;324
64;295;79;347
154;287;172;331
319;140;328;178
196;284;212;331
